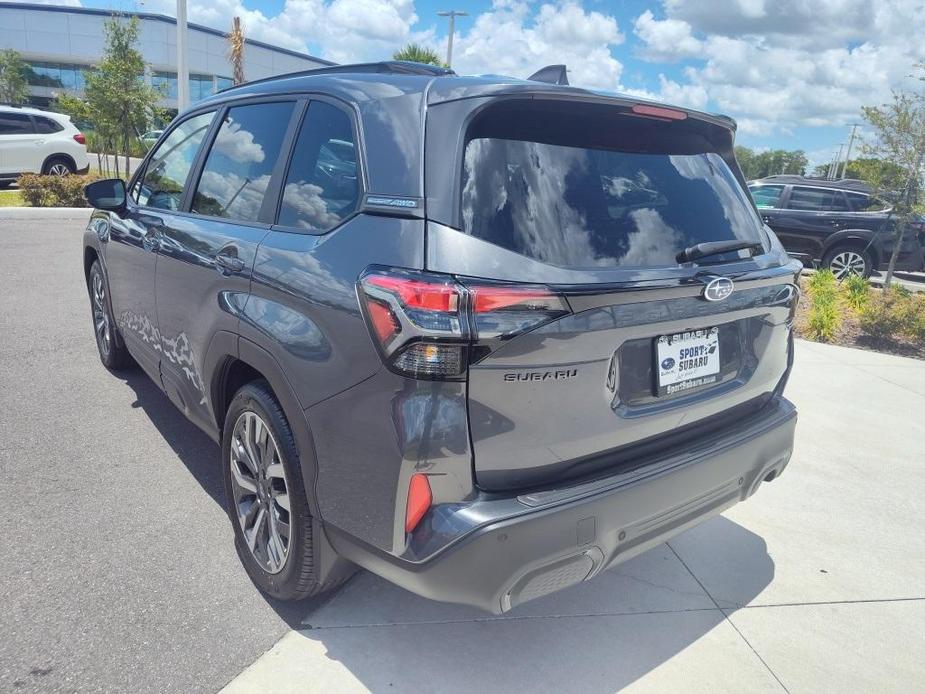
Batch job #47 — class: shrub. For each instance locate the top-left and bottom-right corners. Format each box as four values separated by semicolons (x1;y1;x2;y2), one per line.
17;173;100;207
805;290;841;342
805;268;838;298
843;274;870;311
859;286;919;341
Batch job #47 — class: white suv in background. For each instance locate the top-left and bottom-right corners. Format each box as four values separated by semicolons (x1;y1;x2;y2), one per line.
0;106;90;187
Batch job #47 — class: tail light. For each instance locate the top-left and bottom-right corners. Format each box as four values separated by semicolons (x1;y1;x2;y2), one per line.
73;133;86;145
358;268;570;380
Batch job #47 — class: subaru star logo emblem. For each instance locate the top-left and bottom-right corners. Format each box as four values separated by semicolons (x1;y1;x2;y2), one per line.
703;277;734;302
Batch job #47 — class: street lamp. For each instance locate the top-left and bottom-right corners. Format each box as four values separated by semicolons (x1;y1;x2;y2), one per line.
437;10;468;67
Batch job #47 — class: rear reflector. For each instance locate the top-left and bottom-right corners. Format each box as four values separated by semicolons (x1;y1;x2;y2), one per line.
631;104;688;121
73;132;86;145
405;473;432;533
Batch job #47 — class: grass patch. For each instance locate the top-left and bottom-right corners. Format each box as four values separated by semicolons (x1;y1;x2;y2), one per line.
0;189;24;207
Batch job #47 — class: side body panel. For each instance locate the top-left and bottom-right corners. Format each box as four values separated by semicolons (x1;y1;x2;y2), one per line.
102;209;162;382
154;213;266;435
246;215;442;552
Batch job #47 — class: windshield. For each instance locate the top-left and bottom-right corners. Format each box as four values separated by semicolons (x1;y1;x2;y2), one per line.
461;138;764;269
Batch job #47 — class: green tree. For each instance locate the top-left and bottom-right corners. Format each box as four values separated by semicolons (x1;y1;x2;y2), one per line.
812;157;907;187
0;48;29;105
393;43;446;67
861;65;925;287
735;146;808;179
57;15;163;178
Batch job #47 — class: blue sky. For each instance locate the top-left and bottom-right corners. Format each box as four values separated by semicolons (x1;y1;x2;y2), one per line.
43;0;925;167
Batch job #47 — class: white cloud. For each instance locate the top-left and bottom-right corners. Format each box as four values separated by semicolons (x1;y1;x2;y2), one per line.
633;10;702;62
632;0;925;138
445;1;625;91
143;0;418;61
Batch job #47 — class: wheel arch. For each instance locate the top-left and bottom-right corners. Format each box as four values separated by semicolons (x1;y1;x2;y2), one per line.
821;230;881;267
42;152;77;174
211;337;347;583
83;245;99;283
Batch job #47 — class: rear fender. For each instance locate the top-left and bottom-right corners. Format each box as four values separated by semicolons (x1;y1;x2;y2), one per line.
821;229;882;263
234;336;349;584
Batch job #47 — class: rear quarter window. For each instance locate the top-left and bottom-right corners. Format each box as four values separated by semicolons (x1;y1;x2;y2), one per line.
462;139;764;269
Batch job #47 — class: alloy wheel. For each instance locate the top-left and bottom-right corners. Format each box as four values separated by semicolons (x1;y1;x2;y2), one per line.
48;163;71;176
829;251;867;279
92;272;111;357
229;411;291;574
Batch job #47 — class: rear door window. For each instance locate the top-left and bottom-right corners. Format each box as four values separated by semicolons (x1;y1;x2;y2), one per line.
191;101;295;222
846;192;889;212
0;112;35;135
462;139;764;269
34;116;64;134
277;101;359;231
749;184;784;208
787;186;837;211
134;112;214;210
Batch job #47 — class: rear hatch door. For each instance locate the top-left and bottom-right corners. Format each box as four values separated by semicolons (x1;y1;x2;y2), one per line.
425;95;800;491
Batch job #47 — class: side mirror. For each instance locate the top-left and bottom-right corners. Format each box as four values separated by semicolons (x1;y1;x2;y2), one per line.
84;178;127;211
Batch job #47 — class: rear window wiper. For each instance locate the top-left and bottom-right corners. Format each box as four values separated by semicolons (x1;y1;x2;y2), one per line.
676;240;764;264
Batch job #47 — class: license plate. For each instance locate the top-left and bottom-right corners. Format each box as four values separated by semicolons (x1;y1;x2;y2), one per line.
656;328;720;395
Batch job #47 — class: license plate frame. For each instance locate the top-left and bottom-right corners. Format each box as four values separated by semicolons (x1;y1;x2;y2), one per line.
655;327;721;396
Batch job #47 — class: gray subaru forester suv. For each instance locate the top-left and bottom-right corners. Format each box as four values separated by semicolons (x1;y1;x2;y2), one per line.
83;61;799;613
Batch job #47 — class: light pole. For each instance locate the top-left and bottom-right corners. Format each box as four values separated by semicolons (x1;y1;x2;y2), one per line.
177;0;190;111
839;123;860;179
437;10;468;67
829;144;844;180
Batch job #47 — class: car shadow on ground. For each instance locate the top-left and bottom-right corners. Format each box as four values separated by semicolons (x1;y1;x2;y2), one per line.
118;366;330;626
118;367;776;692
288;516;775;692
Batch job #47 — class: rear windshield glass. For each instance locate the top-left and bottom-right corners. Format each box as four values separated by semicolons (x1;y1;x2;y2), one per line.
461;139;764;269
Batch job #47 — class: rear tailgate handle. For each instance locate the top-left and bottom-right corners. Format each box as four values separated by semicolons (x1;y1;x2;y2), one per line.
215;250;245;274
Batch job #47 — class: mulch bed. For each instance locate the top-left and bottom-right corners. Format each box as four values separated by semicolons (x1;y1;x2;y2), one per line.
794;290;925;360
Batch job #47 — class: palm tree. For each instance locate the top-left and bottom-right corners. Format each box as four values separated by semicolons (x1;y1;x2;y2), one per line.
393;43;446;67
227;17;245;85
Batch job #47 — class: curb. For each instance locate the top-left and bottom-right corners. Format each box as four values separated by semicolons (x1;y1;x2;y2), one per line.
0;207;92;221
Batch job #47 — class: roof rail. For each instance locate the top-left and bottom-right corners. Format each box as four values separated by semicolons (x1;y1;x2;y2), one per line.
218;61;455;94
527;64;569;86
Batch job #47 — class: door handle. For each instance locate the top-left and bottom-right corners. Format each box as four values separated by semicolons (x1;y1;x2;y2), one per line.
215;251;245;273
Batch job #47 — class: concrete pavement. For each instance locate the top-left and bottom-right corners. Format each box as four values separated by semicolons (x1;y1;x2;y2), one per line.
221;343;925;693
1;214;922;693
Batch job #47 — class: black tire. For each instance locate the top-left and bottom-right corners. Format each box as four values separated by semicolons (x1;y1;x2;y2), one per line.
222;381;339;601
822;245;873;279
87;260;133;369
43;156;75;176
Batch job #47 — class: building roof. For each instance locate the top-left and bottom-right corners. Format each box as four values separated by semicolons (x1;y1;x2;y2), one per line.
0;1;334;66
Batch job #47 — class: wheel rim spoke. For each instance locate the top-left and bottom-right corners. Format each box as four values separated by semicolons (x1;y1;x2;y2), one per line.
230;409;291;574
91;273;110;353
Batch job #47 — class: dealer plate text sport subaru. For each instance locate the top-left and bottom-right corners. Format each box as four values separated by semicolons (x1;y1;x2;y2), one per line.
82;61;799;613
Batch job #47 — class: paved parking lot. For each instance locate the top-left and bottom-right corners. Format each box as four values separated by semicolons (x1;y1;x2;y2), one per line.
1;211;923;693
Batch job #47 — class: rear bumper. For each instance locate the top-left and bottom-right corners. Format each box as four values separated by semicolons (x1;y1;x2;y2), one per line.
327;396;797;613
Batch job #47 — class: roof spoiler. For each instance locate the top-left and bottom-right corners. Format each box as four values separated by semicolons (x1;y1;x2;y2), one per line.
527;65;569;86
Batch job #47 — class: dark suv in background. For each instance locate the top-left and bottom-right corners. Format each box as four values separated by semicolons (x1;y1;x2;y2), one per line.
82;62;799;613
749;175;925;278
